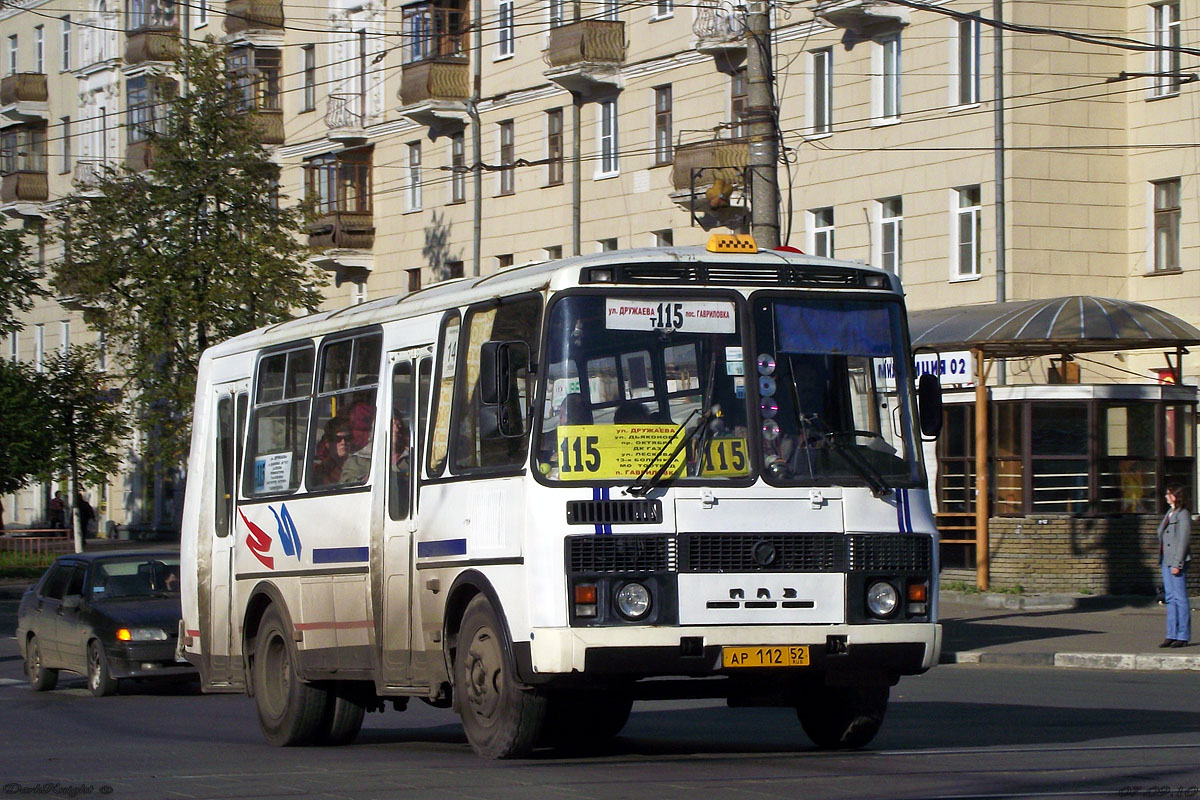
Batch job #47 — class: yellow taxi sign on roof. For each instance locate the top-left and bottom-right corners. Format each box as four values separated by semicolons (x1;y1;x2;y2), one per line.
706;234;758;254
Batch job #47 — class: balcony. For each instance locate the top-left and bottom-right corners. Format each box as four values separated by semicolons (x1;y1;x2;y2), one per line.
126;139;158;172
326;94;367;143
811;0;908;47
224;0;284;35
125;27;181;65
543;20;625;97
253;108;284;145
72;159;111;195
399;57;470;135
309;211;375;251
693;0;746;59
1;171;48;204
0;74;49;126
669;137;749;228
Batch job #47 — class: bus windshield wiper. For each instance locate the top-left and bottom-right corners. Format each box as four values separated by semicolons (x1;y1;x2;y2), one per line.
803;415;892;498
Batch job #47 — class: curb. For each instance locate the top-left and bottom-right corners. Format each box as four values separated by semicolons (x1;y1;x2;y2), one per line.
942;650;1200;671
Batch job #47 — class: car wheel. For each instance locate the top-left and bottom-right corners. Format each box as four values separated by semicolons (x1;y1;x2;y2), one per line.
454;595;547;759
252;606;329;746
796;684;889;749
318;684;367;746
88;640;119;697
26;635;58;692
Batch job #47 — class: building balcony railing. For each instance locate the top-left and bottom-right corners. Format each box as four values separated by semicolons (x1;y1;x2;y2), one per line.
309;210;375;250
544;20;625;96
400;56;470;106
0;73;50;125
223;0;285;35
124;27;181;65
326;94;366;142
671;137;749;192
693;0;747;55
249;108;284;144
1;170;49;204
126;139;158;172
72;159;113;194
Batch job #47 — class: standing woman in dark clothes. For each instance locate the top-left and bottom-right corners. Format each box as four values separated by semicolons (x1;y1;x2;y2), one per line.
1157;485;1192;647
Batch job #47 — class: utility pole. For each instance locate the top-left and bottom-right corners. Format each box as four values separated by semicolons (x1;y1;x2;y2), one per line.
471;0;483;276
745;0;780;248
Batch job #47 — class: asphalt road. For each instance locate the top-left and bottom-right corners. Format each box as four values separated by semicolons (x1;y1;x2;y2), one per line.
2;597;1198;800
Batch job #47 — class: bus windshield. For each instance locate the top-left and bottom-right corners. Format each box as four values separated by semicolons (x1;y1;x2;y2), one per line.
751;295;922;488
535;294;751;484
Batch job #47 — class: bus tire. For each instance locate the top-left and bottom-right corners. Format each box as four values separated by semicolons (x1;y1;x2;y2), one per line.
796;685;889;749
542;689;633;749
454;595;547;759
318;685;367;746
253;606;329;746
26;635;58;692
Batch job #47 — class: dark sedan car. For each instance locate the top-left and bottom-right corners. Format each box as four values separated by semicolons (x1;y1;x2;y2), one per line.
17;551;195;696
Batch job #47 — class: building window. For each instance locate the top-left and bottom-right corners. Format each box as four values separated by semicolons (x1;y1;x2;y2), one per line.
731;68;748;137
544;245;562;260
228;47;281;112
499;120;514;195
97;332;106;370
126;75;169;143
8;331;18;362
497;0;514;58
407;268;422;292
955;15;980;106
34;26;44;73
7;36;17;75
306;148;373;215
654;0;673;19
654;86;672;165
599;238;618;252
1153;178;1181;272
1;126;47;174
878;36;901;121
35;324;44;372
450;132;465;203
811;47;832;135
196;0;208;26
61;17;70;71
601;0;619;20
546;108;564;185
1152;2;1181;97
653;229;673;247
954;185;982;278
597;98;618;176
302;45;316;111
810;207;834;257
407;142;422;211
127;0;178;32
879;196;902;274
61;116;70;173
447;260;464;278
60;321;70;354
497;254;514;269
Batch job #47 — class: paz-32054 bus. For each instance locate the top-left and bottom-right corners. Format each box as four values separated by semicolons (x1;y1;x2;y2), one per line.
179;236;943;758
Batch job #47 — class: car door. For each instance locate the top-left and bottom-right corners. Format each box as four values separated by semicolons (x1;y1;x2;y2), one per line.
57;564;89;674
33;563;72;666
377;347;431;688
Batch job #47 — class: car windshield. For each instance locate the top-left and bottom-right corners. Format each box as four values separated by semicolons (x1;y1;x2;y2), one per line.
89;557;181;599
535;294;751;485
751;295;923;488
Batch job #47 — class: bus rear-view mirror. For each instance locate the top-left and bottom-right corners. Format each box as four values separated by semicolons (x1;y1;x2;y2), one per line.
917;372;943;438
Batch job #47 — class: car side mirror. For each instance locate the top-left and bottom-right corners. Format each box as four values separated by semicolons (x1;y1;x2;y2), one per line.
62;595;81;611
917;373;943;438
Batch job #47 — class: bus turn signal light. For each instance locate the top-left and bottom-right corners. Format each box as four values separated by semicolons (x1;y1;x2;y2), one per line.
907;583;928;603
574;584;598;618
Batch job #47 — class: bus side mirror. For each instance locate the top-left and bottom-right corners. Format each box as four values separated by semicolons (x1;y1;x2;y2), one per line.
480;340;528;438
917;373;943;438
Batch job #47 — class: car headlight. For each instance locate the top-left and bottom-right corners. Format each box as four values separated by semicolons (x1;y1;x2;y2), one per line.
866;582;899;618
117;627;168;642
614;582;651;620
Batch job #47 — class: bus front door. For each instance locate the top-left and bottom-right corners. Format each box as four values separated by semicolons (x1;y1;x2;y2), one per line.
378;348;431;688
208;381;247;687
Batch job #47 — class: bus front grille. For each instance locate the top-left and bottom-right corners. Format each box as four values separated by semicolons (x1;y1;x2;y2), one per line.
846;533;933;572
566;499;663;525
567;535;677;574
679;533;846;573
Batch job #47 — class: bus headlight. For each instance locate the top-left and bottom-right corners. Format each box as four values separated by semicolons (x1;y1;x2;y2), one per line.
865;582;899;618
615;582;651;620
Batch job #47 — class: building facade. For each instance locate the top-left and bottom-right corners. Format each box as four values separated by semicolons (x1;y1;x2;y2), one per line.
2;0;1198;573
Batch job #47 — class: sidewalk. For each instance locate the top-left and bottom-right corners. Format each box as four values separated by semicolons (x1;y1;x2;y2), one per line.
940;590;1200;672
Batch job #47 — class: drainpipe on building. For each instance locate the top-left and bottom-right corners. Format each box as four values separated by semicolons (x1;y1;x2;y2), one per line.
993;0;1006;384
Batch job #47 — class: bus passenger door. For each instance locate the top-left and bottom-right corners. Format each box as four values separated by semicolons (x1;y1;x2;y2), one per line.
379;348;431;687
208;382;247;686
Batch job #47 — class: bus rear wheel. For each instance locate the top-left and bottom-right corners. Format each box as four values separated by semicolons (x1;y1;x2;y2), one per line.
796;684;889;749
454;595;546;759
253;606;329;746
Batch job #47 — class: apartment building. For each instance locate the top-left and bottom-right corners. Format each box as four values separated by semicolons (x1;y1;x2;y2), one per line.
2;0;1197;580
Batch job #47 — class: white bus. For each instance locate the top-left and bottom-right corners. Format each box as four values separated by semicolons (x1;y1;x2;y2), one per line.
180;236;944;758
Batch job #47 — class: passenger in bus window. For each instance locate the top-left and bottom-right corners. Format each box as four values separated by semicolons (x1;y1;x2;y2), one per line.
390;410;411;518
312;416;370;486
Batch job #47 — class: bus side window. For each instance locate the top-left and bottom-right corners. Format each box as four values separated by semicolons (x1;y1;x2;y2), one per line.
215;396;233;537
308;331;382;490
389;362;413;520
428;314;460;477
245;346;314;497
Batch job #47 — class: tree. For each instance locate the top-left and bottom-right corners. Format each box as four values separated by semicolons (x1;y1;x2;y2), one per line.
52;39;326;469
0;224;48;336
0;358;54;531
42;346;130;551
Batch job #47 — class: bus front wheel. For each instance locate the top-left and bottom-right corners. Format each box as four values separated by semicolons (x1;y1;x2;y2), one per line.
796;684;889;749
454;595;547;759
253;606;330;746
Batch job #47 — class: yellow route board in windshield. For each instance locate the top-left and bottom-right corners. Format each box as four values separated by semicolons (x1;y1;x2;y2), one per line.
557;424;684;480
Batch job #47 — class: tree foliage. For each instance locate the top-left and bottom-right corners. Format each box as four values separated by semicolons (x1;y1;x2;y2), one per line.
0;358;54;499
0;225;47;336
42;345;130;489
52;39;326;467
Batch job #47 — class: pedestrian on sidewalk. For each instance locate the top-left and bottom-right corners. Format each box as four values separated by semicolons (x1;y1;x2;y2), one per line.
1157;484;1192;648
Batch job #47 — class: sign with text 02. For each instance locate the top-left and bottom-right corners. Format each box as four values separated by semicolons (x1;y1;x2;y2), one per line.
605;299;736;333
557;424;685;480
